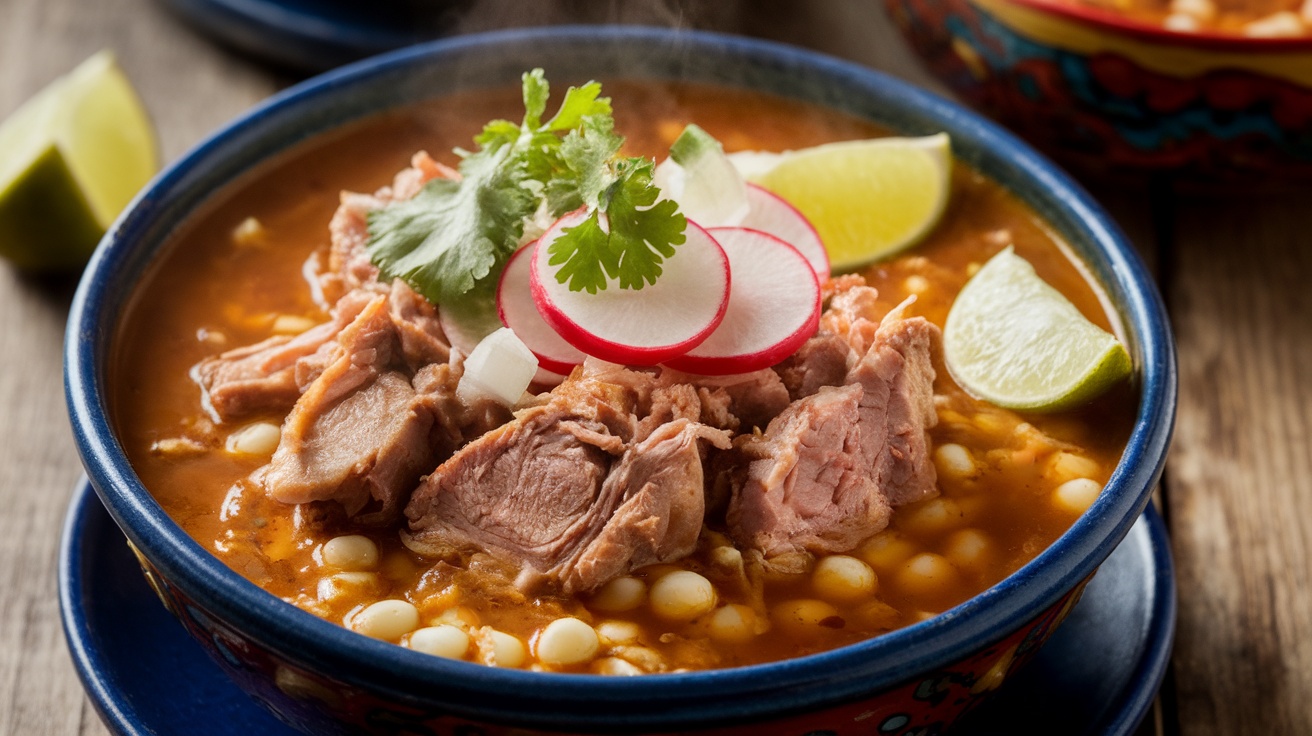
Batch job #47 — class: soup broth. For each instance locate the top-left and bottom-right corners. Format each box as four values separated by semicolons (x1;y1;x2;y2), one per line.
112;82;1136;673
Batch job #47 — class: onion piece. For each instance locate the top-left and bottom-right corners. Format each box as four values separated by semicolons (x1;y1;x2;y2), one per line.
456;327;539;407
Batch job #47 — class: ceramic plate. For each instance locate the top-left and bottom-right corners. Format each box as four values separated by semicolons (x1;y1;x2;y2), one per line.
59;479;1174;735
158;0;470;71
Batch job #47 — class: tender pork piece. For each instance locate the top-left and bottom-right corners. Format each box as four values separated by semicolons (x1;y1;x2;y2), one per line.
192;291;372;421
727;384;890;557
193;279;450;424
728;295;940;559
773;330;853;401
260;297;440;525
405;363;730;594
846;302;940;507
656;367;793;431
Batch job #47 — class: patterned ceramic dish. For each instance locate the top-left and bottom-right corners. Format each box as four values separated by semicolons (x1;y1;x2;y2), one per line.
887;0;1312;178
64;26;1176;736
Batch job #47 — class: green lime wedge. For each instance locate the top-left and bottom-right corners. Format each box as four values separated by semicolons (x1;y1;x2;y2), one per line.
744;133;952;272
944;246;1132;412
0;51;157;271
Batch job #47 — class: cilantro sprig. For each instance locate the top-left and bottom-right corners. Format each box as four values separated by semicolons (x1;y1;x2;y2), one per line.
366;70;687;305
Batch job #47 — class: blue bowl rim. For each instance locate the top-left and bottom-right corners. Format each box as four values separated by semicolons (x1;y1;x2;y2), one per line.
64;25;1177;731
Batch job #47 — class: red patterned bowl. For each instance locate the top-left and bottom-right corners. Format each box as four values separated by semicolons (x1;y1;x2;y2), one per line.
65;26;1176;735
887;0;1312;178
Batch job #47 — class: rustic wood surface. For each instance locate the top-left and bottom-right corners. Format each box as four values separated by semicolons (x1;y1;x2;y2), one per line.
0;0;1306;734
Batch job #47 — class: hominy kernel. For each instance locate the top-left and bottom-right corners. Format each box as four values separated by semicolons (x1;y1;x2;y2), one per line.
1054;478;1103;514
934;443;978;479
860;533;917;572
707;604;761;644
350;600;420;641
904;275;931;294
595;620;642;646
709;545;743;569
321;535;379;571
536;618;601;667
812;555;878;602
897;553;961;600
649;571;717;622
316;572;379;602
478;628;526;668
854;599;902;630
770;599;843;640
1045;451;1101;484
612;645;664;672
408;625;470;659
225;422;281;457
434;605;481;630
897;498;965;536
594;657;645;676
943;528;992;570
590;576;646;612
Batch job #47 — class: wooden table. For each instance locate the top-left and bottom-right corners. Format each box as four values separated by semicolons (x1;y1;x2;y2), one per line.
1;1;1307;734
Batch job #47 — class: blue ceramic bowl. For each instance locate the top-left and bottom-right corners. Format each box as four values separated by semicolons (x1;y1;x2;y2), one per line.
887;0;1312;179
64;26;1176;735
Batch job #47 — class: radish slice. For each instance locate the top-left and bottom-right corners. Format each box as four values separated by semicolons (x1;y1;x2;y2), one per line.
740;183;830;279
664;227;821;376
497;242;587;376
531;210;730;366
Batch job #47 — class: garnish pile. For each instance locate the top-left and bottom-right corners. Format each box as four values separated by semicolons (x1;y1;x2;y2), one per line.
364;69;829;396
366;69;686;304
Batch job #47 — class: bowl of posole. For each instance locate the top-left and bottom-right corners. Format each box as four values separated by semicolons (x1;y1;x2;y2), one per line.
886;0;1312;178
65;26;1176;735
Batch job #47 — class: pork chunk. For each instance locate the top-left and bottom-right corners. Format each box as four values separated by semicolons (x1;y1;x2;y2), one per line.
405;364;729;594
260;297;439;524
728;302;940;559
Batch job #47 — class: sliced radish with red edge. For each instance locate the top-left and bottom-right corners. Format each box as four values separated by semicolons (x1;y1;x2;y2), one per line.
740;183;829;279
497;242;586;376
664;227;821;376
531;210;730;366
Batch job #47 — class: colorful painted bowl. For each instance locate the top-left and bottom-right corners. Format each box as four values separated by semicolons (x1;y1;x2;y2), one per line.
64;26;1176;735
886;0;1312;178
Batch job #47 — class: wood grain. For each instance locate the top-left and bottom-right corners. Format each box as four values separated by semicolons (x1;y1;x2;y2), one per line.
1166;189;1312;736
0;0;273;733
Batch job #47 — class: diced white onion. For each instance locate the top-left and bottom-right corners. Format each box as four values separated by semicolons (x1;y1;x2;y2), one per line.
654;126;750;227
456;327;539;407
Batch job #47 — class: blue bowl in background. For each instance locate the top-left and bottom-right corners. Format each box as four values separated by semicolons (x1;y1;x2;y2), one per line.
64;26;1176;735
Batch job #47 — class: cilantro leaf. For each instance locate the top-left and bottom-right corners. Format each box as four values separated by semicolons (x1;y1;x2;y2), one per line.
546;82;611;132
546;158;686;292
367;148;535;305
544;116;623;216
366;68;691;304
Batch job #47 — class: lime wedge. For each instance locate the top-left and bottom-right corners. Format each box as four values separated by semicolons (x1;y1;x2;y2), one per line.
0;51;157;271
944;246;1131;412
742;134;951;272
